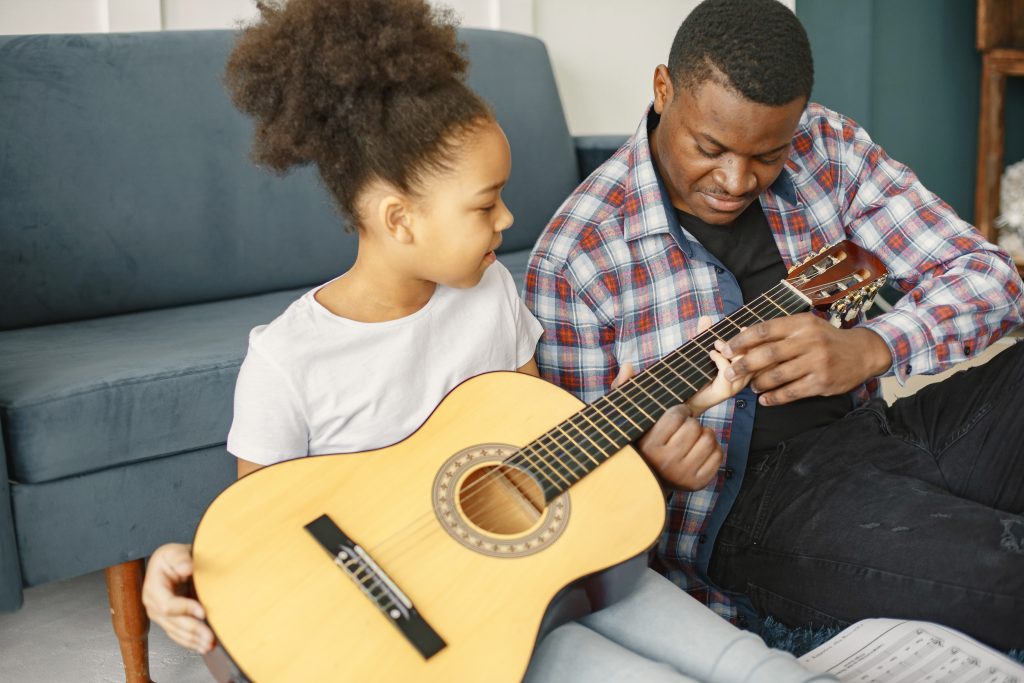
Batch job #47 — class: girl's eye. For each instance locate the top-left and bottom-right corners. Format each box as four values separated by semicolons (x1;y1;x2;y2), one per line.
479;205;496;212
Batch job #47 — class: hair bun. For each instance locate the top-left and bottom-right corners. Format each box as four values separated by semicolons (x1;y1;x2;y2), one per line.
227;0;470;170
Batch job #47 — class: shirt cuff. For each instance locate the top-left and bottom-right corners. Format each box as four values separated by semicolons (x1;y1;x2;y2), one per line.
861;309;936;386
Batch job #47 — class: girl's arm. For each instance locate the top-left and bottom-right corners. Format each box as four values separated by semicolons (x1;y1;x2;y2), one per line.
237;457;265;478
517;356;540;377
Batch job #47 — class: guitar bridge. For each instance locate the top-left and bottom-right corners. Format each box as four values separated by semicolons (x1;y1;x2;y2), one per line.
305;514;446;659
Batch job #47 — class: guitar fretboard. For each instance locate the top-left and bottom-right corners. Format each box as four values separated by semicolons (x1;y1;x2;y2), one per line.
508;281;810;501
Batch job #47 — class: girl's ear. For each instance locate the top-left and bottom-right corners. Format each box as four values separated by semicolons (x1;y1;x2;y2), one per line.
379;194;415;245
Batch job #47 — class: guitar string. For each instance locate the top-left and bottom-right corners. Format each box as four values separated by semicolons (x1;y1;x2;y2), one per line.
359;274;868;567
358;280;828;564
364;274;867;568
364;276;865;567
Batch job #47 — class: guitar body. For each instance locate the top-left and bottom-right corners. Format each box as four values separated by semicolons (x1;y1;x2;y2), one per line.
192;371;666;682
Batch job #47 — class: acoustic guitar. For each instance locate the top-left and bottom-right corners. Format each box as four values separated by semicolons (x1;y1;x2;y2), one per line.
192;241;887;682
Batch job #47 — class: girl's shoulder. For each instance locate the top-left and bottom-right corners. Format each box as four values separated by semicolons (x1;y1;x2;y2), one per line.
243;286;336;366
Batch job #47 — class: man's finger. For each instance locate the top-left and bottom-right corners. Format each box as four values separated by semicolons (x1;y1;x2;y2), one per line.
757;373;820;406
748;356;811;394
727;337;802;380
721;313;813;357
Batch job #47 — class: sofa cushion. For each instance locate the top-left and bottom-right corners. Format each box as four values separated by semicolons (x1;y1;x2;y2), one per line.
0;30;577;331
0;288;308;484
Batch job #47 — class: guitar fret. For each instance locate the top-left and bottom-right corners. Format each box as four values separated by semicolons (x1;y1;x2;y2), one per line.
516;445;566;489
528;438;577;487
545;429;590;478
625;380;668;412
536;429;588;482
586;402;633;443
611;385;656;423
557;417;610;464
554;422;602;466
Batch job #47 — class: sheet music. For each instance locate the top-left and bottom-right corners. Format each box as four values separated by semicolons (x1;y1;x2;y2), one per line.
798;619;1023;683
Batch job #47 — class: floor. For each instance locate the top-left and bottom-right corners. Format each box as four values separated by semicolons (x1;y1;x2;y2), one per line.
0;570;208;683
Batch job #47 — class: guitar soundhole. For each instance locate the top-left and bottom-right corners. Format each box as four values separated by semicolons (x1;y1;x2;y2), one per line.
458;464;545;535
433;443;570;558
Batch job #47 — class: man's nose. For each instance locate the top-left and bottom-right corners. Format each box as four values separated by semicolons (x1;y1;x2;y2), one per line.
714;158;757;197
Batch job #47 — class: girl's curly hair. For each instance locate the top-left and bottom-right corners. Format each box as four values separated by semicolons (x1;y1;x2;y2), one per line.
226;0;492;227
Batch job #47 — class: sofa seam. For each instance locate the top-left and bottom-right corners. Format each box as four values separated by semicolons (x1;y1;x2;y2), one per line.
2;359;244;410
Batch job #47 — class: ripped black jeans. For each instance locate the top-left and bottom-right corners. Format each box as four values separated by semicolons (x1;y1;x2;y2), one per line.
708;341;1024;651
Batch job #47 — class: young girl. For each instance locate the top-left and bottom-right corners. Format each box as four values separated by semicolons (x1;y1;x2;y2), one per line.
143;1;832;681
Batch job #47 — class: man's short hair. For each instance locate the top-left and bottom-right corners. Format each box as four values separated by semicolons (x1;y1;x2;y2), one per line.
668;0;814;106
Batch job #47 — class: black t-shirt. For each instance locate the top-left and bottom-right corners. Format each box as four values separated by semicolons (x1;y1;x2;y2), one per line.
677;201;852;453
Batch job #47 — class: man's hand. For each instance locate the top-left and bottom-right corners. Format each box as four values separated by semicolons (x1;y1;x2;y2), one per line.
142;543;215;654
718;313;892;406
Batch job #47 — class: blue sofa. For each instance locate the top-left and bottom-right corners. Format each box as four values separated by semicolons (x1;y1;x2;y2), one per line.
0;28;625;680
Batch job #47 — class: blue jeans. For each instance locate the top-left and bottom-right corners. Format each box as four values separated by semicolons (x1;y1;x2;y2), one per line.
525;569;835;683
708;341;1024;650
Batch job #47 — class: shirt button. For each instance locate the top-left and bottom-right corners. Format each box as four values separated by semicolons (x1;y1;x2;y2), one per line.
735;398;747;409
964;343;972;356
737;616;749;628
698;534;707;544
905;364;912;375
714;265;724;274
724;467;734;479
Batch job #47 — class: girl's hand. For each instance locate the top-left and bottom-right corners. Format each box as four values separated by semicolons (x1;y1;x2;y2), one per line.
142;543;215;654
687;317;751;416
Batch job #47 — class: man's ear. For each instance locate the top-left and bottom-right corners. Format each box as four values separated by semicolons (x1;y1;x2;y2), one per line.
378;195;415;245
653;64;674;115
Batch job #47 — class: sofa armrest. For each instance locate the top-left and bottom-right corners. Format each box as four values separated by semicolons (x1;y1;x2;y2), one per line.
0;431;24;612
574;135;630;183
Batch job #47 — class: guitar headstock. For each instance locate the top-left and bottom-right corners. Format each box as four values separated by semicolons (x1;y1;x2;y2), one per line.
786;241;889;327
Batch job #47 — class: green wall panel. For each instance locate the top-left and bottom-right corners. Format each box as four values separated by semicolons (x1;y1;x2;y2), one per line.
796;0;1024;222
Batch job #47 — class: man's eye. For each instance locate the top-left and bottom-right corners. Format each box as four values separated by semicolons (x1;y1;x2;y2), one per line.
759;156;781;164
698;147;721;159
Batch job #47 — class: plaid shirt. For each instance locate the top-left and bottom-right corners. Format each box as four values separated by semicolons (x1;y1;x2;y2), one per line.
523;103;1024;622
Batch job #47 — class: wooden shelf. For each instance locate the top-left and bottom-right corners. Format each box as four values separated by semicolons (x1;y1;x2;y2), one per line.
973;0;1024;245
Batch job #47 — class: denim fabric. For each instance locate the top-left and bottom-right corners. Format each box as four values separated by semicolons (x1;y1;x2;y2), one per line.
525;569;835;683
709;342;1024;651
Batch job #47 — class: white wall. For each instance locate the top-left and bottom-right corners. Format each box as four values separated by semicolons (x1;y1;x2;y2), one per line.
0;0;794;134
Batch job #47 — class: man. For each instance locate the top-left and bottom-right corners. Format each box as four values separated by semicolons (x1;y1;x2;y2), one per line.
525;0;1024;649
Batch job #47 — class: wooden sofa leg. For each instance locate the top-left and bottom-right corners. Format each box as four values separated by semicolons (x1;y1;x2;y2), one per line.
105;559;155;683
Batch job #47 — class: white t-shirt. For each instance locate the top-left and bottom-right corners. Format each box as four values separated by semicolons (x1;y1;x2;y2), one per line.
226;262;543;465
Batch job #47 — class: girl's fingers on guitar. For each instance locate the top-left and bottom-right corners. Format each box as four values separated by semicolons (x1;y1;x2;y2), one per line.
640;404;692;449
665;426;721;490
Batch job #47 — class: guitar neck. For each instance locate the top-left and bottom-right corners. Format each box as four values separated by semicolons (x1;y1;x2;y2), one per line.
513;280;811;501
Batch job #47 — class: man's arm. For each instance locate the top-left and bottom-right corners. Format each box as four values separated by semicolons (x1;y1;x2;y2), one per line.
723;112;1023;405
